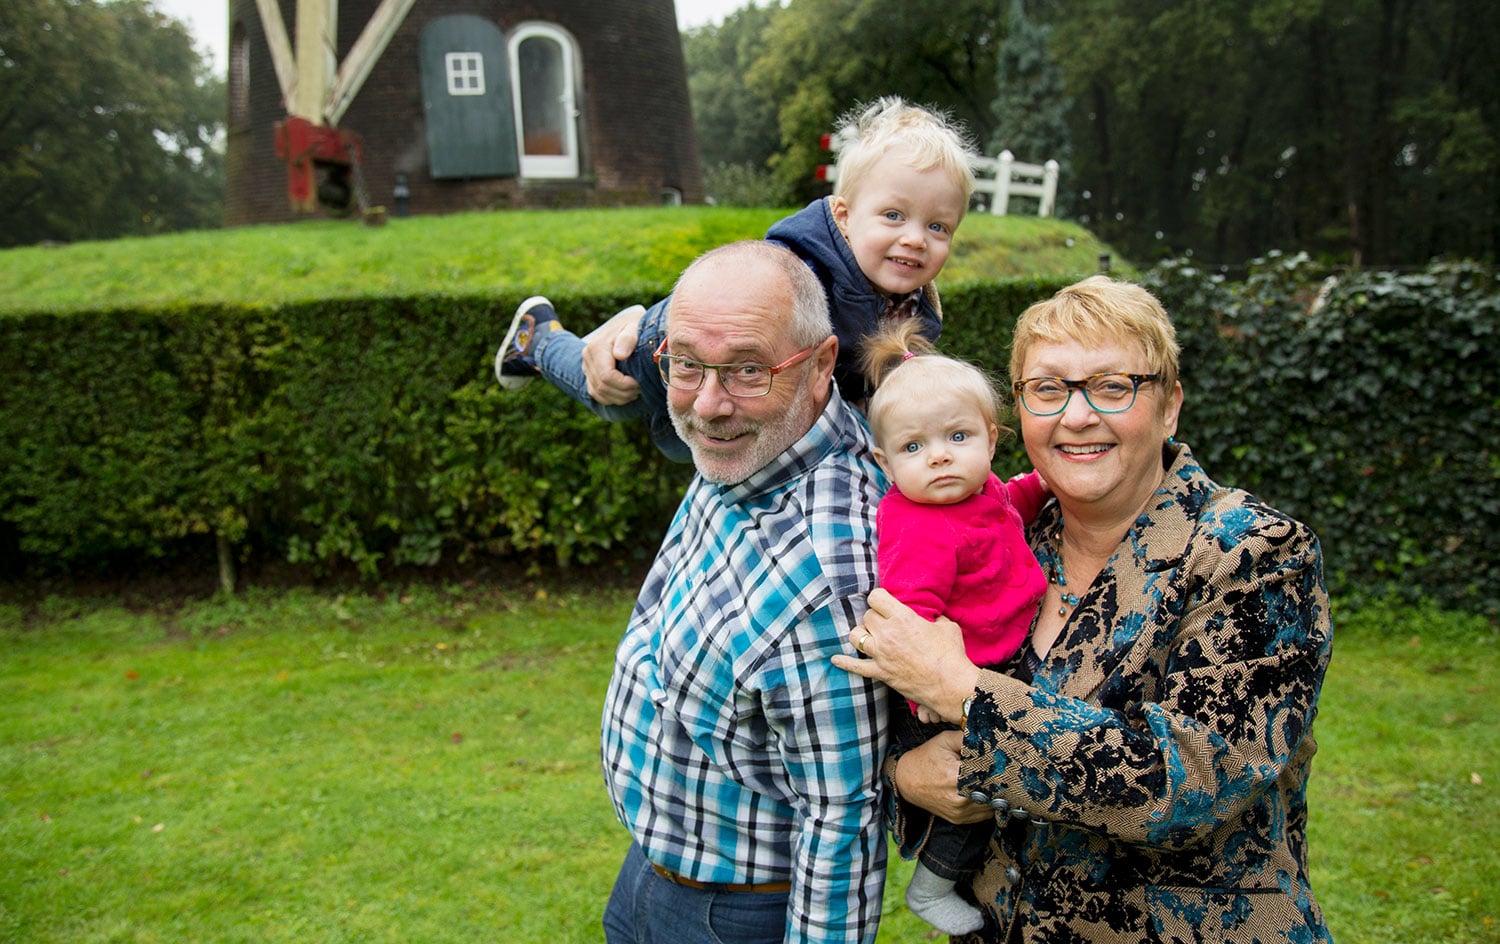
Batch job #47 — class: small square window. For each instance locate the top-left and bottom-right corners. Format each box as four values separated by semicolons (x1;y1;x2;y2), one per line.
445;52;485;96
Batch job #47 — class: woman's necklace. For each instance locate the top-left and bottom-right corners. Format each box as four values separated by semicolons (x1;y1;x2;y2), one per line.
1040;524;1082;616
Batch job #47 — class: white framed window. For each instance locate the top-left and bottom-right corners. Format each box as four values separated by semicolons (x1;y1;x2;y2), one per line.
445;52;486;96
508;23;581;178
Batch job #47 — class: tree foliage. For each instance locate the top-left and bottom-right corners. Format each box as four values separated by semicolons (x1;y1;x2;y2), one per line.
0;0;224;247
735;0;1003;200
683;4;784;172
1041;0;1498;264
682;0;1499;265
989;0;1072;214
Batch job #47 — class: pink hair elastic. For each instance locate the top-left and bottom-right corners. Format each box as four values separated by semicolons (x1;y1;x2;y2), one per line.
902;351;916;360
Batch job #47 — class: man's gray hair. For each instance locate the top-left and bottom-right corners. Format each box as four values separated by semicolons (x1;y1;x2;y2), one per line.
675;241;832;348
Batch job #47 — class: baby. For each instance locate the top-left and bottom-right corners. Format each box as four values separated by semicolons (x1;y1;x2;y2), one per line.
862;320;1048;936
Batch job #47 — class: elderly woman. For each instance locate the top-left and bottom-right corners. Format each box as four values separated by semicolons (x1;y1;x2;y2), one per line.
835;276;1333;942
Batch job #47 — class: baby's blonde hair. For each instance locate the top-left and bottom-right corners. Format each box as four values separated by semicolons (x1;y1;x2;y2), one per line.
861;320;1006;450
833;97;978;207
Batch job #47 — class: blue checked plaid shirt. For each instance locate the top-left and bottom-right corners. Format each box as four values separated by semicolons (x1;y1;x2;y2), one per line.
601;388;892;943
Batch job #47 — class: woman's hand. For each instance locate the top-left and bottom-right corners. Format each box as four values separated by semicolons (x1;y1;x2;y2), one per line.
581;304;647;404
895;730;992;824
832;588;981;722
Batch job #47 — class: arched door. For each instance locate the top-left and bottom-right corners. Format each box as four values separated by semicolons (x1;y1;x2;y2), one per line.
508;24;581;179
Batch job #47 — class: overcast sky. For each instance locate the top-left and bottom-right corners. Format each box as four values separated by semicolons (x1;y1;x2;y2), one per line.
158;0;771;76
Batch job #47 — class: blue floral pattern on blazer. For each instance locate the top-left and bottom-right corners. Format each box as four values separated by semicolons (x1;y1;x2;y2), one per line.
887;443;1334;943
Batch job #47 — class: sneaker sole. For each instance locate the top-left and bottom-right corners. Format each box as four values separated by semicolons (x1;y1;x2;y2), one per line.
494;295;552;389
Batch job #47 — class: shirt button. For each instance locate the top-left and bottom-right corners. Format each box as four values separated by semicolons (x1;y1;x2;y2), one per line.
1009;807;1029;820
989;797;1010;816
1005;866;1022;886
969;790;991;805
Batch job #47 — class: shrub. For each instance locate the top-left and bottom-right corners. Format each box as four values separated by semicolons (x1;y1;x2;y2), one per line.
0;292;689;582
702;161;795;208
1144;253;1498;617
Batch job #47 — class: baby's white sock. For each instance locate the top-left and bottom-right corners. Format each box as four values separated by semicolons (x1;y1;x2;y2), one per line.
905;862;984;935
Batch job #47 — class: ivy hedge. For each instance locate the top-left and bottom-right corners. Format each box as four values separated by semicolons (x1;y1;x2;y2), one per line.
1;261;1495;617
1141;254;1498;618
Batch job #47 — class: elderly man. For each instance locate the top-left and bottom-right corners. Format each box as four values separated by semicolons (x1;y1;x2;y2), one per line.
599;241;892;944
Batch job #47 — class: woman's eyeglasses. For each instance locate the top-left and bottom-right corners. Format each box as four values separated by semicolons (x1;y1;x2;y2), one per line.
1011;373;1160;416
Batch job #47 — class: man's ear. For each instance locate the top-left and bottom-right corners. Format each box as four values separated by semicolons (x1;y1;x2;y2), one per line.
812;334;838;390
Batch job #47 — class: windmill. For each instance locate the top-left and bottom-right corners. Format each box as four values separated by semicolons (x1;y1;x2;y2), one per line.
257;0;416;217
225;0;703;226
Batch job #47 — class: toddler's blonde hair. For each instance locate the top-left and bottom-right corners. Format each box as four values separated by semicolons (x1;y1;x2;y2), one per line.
833;97;978;208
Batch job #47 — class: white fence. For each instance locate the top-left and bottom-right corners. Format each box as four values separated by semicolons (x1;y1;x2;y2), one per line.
973;150;1059;217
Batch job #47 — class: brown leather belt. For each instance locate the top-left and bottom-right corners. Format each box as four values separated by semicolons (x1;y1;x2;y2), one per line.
651;862;792;894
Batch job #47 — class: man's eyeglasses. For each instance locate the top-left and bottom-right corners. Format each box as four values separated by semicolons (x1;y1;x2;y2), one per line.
652;337;818;398
1011;373;1160;416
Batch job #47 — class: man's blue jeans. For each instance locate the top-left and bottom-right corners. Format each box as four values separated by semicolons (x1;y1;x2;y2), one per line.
603;842;788;944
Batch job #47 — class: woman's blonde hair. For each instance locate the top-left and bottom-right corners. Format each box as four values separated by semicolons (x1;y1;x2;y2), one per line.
862;319;1007;448
833;97;978;207
1009;276;1181;398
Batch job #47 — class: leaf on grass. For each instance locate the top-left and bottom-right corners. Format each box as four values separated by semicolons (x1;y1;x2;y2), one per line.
451;732;464;743
125;669;140;680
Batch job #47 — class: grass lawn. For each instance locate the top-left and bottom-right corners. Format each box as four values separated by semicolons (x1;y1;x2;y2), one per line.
0;206;1118;317
1;585;1495;943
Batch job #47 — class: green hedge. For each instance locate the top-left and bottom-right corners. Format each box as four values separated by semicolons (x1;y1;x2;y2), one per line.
2;264;1496;618
0;290;691;582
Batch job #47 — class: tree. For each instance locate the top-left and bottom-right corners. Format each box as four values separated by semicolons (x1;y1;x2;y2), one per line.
675;0;1497;262
0;0;224;247
1048;0;1499;265
682;3;796;205
744;0;1004;200
683;4;783;172
988;0;1072;214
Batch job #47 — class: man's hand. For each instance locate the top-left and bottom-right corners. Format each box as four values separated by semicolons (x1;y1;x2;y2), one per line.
582;304;647;404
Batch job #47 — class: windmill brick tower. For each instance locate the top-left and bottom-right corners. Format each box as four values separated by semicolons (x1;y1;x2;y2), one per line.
224;0;703;224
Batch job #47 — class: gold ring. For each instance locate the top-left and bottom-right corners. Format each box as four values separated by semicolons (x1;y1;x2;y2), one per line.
856;630;873;654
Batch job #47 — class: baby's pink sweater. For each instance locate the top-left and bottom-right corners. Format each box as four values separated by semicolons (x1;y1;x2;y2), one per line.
876;471;1048;666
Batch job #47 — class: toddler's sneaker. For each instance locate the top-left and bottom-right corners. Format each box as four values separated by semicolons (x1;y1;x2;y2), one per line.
495;296;563;389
